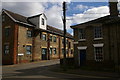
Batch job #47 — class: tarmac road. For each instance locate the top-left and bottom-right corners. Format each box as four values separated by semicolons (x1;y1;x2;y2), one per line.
2;59;120;80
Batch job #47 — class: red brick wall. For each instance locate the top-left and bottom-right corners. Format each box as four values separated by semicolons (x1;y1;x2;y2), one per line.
13;24;19;64
2;12;15;64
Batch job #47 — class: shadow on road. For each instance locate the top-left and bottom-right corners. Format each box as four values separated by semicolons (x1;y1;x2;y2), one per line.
2;63;120;80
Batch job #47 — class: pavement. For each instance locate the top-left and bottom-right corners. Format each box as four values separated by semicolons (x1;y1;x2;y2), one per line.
1;59;120;80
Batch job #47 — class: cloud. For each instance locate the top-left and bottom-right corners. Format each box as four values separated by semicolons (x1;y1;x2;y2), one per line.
45;4;63;30
71;6;109;24
118;1;120;12
2;2;110;35
75;4;94;11
2;2;46;16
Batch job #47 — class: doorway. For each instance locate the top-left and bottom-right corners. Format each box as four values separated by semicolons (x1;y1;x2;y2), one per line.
42;48;47;60
79;50;86;66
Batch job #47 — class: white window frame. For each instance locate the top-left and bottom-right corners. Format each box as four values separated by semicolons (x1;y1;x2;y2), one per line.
26;45;32;54
94;26;102;39
27;30;32;38
50;36;52;42
4;44;9;54
42;34;46;41
78;29;85;40
5;27;10;37
53;48;57;55
42;48;46;54
94;47;104;62
53;36;57;42
77;46;87;50
50;48;52;55
42;18;44;25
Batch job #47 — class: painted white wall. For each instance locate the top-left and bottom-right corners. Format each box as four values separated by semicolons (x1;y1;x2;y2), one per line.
39;14;47;30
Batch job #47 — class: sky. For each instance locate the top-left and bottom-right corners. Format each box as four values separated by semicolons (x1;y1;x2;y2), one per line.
1;0;120;35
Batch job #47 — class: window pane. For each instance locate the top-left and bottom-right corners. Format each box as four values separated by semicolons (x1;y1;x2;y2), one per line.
5;28;10;37
50;48;52;54
95;47;103;62
26;51;31;54
27;30;32;37
42;34;46;40
42;18;44;25
94;27;102;38
26;46;32;54
42;49;46;54
79;29;85;39
53;36;56;42
53;48;56;54
62;49;64;54
4;44;9;54
50;36;52;42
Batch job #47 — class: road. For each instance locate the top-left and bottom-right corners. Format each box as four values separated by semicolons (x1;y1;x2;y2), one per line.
2;59;120;80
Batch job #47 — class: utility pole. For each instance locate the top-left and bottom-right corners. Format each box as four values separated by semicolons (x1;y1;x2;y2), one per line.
63;1;67;70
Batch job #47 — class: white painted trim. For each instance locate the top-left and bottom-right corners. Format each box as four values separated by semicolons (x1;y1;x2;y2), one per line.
18;53;24;56
94;38;103;40
16;20;33;26
3;10;17;22
93;43;104;47
77;46;87;50
78;39;86;41
73;42;78;44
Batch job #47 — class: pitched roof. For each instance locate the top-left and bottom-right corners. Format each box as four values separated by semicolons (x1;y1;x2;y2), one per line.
71;15;120;28
70;15;120;28
28;13;47;20
2;9;73;39
2;9;34;27
47;25;73;39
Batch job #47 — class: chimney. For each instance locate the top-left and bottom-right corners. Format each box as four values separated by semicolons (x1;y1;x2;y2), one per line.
109;0;119;16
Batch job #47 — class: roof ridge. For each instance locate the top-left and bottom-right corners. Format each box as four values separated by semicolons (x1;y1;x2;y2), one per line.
47;25;63;32
47;25;72;37
3;9;27;18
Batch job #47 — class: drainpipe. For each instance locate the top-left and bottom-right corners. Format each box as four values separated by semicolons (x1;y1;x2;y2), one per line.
58;36;61;59
47;33;50;60
116;23;119;72
32;29;35;62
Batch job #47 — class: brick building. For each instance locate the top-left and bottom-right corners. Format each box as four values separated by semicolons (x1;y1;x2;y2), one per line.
2;9;73;65
71;1;120;71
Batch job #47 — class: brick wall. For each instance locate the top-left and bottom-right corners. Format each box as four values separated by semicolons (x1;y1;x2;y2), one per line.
2;13;15;64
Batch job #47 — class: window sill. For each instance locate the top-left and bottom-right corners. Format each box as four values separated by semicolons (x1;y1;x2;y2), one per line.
73;42;78;44
94;38;103;40
78;39;86;41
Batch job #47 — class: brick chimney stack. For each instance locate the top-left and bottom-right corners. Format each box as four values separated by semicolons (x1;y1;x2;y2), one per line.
109;0;119;16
